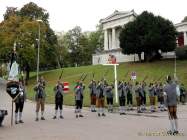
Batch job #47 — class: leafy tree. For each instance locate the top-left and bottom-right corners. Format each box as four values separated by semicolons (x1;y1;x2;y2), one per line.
61;26;87;66
182;16;187;22
88;24;104;53
0;2;58;82
56;25;104;66
3;7;18;20
19;2;49;24
119;11;177;61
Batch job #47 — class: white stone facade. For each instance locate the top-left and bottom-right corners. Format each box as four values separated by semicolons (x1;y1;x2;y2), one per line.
92;49;144;64
175;22;187;46
93;10;138;65
92;11;187;65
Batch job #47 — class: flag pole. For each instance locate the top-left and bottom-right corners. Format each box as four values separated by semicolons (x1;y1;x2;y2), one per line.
103;63;119;103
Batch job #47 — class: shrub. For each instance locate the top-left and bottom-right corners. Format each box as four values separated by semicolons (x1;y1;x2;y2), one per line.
176;46;187;59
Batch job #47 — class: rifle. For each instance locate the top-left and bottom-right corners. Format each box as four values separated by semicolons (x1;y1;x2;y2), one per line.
142;75;148;82
91;72;95;81
81;73;87;81
122;70;129;82
124;70;129;79
59;68;64;80
102;69;109;81
157;75;163;82
79;73;85;80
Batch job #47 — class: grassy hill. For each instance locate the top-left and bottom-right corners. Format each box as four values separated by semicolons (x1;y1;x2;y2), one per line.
27;60;187;106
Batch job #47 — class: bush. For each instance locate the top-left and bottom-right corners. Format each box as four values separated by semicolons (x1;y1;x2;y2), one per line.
176;46;187;59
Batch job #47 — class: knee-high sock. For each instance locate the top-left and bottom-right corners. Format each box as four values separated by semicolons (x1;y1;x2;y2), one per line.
91;105;93;111
123;106;125;113
119;106;121;113
41;111;44;117
78;109;81;115
19;112;22;120
137;106;140;111
174;119;178;131
60;110;62;116
170;119;174;132
55;110;57;116
93;105;96;110
98;108;101;114
15;113;18;122
36;112;39;118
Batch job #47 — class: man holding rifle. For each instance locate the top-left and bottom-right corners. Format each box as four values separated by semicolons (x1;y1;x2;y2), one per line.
53;80;64;119
74;74;86;118
88;79;97;112
14;80;26;124
34;76;46;121
163;75;180;135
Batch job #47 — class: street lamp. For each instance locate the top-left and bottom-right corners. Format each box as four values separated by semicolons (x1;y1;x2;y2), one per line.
36;19;42;82
174;49;177;79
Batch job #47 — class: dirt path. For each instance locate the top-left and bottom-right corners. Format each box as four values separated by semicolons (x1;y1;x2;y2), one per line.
0;79;187;140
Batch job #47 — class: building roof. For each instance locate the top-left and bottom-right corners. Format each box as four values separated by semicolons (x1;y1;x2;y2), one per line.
100;10;137;24
175;21;187;28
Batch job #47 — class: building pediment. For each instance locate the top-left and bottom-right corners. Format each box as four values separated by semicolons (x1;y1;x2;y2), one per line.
100;10;137;24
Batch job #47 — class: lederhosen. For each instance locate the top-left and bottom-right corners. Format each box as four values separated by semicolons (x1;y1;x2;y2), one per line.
142;84;146;105
120;87;126;106
127;86;132;105
75;86;84;110
139;87;144;106
89;83;97;106
97;85;105;108
35;85;45;112
15;85;25;113
135;86;141;107
149;86;154;106
55;86;63;110
106;87;113;105
158;86;164;105
15;95;25;113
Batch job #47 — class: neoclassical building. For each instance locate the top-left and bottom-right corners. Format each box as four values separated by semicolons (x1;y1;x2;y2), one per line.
175;22;187;47
92;10;187;65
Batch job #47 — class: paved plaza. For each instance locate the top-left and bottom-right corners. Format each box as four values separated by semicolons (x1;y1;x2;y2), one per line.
0;79;187;140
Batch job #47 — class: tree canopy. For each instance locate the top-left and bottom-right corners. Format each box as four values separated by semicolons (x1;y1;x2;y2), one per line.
0;2;58;71
119;11;177;61
57;26;103;67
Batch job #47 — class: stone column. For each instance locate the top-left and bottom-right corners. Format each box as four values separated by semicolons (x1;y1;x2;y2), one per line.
184;32;187;46
108;30;112;50
112;28;116;49
104;30;108;50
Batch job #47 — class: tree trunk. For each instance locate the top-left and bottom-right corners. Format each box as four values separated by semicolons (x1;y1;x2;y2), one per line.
25;63;30;85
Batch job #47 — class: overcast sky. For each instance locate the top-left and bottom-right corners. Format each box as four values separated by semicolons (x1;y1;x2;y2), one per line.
0;0;186;32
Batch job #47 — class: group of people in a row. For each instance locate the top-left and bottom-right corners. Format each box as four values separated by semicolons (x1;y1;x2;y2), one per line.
13;75;185;135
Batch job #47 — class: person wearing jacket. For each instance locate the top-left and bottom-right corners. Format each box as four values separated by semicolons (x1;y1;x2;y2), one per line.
14;80;26;124
33;76;46;121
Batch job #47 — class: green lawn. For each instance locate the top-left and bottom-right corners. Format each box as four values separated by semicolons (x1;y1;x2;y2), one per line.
27;59;187;106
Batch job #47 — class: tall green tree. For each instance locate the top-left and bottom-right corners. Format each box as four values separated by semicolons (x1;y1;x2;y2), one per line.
0;2;58;82
88;24;104;53
57;25;104;66
63;26;82;66
119;11;177;61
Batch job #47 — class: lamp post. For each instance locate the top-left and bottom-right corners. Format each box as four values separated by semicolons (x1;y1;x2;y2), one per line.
174;50;177;79
36;19;42;82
